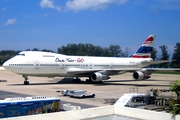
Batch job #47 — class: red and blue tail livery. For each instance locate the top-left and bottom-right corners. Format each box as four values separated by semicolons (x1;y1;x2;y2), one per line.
132;34;156;58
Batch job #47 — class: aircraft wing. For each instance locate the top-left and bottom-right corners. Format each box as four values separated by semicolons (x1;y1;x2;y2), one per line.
67;68;100;75
67;67;180;75
67;68;142;75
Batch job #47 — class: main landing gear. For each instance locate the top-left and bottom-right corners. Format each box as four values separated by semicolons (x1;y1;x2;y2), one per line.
86;77;102;84
23;75;29;85
86;77;93;83
72;77;81;83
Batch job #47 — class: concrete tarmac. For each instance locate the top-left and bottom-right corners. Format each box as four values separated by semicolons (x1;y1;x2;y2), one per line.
0;70;180;107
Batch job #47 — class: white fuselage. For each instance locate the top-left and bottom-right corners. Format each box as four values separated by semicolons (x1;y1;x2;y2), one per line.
3;51;152;77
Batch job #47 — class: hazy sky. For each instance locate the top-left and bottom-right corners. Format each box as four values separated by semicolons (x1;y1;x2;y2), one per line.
0;0;180;55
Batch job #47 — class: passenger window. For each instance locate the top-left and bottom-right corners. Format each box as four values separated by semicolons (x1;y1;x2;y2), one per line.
17;54;25;56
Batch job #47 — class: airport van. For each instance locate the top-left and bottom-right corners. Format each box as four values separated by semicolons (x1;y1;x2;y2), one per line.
0;96;60;118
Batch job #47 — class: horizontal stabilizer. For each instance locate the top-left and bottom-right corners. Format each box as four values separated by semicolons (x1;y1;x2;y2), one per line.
146;68;180;71
142;60;174;65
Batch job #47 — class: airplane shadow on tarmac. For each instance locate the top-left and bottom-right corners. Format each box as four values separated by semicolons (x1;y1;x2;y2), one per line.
7;77;169;87
55;78;170;87
0;90;29;99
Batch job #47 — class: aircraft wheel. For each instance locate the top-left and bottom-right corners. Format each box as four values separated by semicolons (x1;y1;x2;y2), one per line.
24;81;29;85
73;79;81;83
86;79;93;83
92;94;95;97
95;81;103;84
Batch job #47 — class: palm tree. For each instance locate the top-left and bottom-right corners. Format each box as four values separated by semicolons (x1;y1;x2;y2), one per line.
166;80;180;115
169;80;180;100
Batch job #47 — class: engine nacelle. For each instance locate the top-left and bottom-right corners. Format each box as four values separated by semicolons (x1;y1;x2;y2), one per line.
133;71;151;80
91;72;109;82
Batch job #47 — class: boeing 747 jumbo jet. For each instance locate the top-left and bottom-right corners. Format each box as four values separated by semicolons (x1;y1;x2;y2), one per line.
3;34;179;85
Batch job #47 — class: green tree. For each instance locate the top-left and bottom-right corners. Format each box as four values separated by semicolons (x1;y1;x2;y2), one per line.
58;45;68;54
58;43;124;57
0;50;20;65
151;48;157;61
107;45;122;57
93;46;104;56
25;49;31;51
148;48;158;68
121;47;130;57
84;43;96;56
31;48;40;51
58;43;95;56
77;43;86;56
159;45;170;68
169;80;180;100
41;49;55;53
58;44;78;55
166;103;180;115
171;43;180;68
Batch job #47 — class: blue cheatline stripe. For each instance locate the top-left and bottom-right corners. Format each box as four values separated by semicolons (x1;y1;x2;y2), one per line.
136;46;153;54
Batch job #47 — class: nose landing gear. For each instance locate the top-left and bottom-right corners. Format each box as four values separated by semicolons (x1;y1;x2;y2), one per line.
23;75;29;85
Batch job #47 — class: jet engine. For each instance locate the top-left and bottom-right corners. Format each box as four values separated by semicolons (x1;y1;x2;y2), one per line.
91;72;109;82
133;70;151;80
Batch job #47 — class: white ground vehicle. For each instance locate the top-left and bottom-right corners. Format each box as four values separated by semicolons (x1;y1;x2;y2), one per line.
57;90;95;98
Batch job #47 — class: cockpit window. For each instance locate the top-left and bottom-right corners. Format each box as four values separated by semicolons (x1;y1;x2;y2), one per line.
17;53;25;56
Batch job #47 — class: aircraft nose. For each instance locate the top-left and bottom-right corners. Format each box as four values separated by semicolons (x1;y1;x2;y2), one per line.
3;60;10;69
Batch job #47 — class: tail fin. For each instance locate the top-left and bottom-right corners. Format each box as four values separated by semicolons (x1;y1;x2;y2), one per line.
132;34;156;58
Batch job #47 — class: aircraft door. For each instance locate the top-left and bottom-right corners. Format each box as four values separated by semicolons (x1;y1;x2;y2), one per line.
61;63;65;69
110;62;114;69
135;61;140;68
34;62;40;69
89;62;93;69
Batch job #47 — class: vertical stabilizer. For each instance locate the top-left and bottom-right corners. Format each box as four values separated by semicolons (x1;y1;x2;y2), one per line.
132;34;156;58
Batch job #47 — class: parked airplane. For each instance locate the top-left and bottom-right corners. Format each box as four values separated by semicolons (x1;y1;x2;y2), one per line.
3;34;179;85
